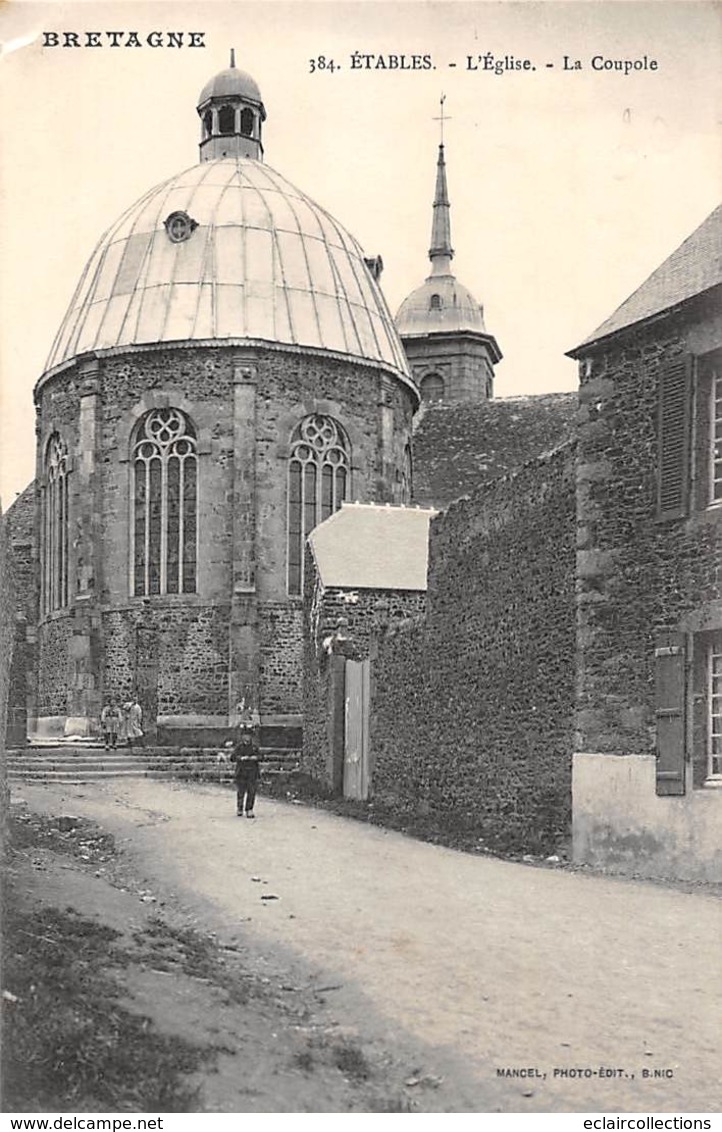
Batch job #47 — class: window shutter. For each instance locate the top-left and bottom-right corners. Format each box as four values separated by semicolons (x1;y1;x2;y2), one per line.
654;630;687;796
657;357;692;520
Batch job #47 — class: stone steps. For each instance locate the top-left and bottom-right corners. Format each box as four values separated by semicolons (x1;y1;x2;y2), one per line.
7;746;301;783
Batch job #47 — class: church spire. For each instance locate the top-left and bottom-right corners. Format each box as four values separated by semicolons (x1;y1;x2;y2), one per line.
428;97;454;274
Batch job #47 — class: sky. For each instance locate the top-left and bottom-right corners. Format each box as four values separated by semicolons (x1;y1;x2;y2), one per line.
1;0;720;507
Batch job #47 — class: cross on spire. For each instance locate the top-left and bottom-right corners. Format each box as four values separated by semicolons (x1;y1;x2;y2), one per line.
433;94;451;145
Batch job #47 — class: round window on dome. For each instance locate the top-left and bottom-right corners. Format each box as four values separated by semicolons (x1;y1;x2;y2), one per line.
164;211;198;244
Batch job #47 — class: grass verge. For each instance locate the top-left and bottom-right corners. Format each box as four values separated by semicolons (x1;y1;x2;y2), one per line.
2;811;214;1112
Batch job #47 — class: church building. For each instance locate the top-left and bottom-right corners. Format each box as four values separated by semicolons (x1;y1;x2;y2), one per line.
23;56;418;747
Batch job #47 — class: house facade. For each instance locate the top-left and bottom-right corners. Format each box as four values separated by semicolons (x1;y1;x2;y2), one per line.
569;205;722;882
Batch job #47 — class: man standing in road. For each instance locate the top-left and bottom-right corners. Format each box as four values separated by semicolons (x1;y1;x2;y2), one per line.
231;723;261;818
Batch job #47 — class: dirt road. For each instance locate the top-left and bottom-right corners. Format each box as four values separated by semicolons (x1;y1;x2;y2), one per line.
15;778;721;1113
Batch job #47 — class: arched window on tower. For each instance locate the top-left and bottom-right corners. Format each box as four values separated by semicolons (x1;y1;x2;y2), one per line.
203;110;213;138
218;104;235;135
420;373;445;403
132;408;198;597
429;293;442;311
240;108;254;137
287;415;350;596
41;433;70;615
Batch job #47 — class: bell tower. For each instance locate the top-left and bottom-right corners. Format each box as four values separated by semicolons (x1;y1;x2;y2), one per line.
395;98;502;404
197;50;267;162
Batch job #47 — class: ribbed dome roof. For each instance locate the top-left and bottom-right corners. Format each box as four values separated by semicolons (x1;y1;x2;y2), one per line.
198;67;263;106
45;159;411;382
395;273;486;337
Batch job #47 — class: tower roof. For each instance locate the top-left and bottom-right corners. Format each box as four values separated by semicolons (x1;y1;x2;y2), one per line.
198;51;264;109
396;130;491;343
43;159;411;385
395;275;489;338
428;143;454;270
570;203;722;353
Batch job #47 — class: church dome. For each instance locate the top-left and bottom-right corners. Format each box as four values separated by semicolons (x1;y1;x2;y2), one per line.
396;273;486;337
198;66;263;107
45;158;410;381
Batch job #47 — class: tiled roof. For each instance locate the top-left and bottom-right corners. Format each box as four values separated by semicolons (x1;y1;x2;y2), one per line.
309;502;437;591
412;393;577;510
573;203;722;352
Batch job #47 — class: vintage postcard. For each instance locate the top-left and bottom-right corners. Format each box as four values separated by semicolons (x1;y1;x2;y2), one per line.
1;0;720;1120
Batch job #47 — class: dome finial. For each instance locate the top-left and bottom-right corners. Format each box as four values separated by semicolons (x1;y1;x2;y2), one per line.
230;47;236;68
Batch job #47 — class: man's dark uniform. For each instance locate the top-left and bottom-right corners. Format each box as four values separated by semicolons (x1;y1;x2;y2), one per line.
231;727;261;817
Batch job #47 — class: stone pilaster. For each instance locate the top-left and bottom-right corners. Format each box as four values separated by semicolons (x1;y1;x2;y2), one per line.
228;358;260;724
66;357;102;735
377;374;397;501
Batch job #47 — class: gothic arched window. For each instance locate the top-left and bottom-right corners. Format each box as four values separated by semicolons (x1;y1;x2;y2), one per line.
420;373;445;403
132;408;198;597
42;434;69;615
218;104;235;135
287;415;350;596
240;107;254;137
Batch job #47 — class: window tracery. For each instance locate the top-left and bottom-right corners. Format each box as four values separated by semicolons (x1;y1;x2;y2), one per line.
132;408;198;596
42;433;69;615
287;415;350;596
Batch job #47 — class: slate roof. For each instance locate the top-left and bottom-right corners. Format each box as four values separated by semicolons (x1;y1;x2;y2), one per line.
412;393;577;510
572;203;722;353
308;502;437;591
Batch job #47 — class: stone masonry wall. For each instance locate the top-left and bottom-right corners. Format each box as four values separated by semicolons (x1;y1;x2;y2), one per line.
258;601;305;716
0;508;14;843
3;483;37;739
302;581;426;787
576;297;722;756
34;342;416;730
102;605;231;717
37;616;72;717
371;444;577;852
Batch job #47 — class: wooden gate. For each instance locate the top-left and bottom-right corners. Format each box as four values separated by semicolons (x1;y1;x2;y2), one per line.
343;658;370;800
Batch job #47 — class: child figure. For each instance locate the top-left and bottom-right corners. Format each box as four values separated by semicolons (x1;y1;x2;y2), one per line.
100;701;122;749
230;724;261;818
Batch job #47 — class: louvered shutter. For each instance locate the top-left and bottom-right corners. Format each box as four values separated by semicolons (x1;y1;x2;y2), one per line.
657;357;692;520
655;630;687;796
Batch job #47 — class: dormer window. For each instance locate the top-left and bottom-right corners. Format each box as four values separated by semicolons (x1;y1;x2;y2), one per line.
430;293;442;311
218;104;235;135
